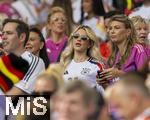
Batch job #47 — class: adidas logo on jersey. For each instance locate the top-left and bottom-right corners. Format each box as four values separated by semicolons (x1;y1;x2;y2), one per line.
64;70;68;74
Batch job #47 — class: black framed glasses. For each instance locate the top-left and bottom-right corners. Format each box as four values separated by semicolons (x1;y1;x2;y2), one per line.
72;34;90;41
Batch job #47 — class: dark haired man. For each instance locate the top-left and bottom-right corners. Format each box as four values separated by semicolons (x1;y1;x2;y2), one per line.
1;18;45;96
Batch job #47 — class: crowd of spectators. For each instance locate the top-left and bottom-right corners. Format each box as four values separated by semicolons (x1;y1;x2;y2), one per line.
0;0;149;120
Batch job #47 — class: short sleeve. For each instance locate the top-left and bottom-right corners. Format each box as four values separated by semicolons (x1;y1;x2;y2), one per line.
15;57;45;94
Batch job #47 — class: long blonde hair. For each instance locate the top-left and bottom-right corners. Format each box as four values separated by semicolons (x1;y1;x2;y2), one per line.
108;15;137;68
60;25;103;69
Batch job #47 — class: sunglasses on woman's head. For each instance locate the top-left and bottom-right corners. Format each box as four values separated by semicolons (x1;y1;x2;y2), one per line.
72;34;90;41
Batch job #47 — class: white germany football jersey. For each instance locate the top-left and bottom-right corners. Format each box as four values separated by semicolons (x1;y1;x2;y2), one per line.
15;51;45;94
64;58;105;93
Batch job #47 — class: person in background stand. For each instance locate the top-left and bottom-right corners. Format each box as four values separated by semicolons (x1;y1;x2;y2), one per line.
129;0;150;21
131;16;149;44
45;7;68;63
130;16;150;57
34;63;64;95
109;72;150;120
55;80;101;120
26;27;50;68
52;0;75;36
80;0;107;42
97;15;148;88
100;10;123;61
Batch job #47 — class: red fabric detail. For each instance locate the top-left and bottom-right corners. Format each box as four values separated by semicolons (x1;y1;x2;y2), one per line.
2;55;24;79
97;62;104;70
100;42;110;59
0;76;9;92
124;9;132;16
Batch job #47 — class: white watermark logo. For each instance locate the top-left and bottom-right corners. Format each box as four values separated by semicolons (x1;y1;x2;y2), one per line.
6;97;48;115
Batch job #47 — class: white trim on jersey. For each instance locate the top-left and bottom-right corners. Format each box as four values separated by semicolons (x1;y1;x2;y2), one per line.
15;51;45;94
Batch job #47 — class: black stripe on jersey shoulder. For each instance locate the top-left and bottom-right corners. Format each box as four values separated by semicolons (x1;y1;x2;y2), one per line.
87;57;99;65
88;57;104;70
23;54;39;82
23;54;35;81
25;57;39;82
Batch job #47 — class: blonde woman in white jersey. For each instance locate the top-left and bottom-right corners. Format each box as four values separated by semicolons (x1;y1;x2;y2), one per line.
60;25;105;93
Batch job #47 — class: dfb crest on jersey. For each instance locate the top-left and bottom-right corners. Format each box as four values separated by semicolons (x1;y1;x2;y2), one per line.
81;68;91;75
